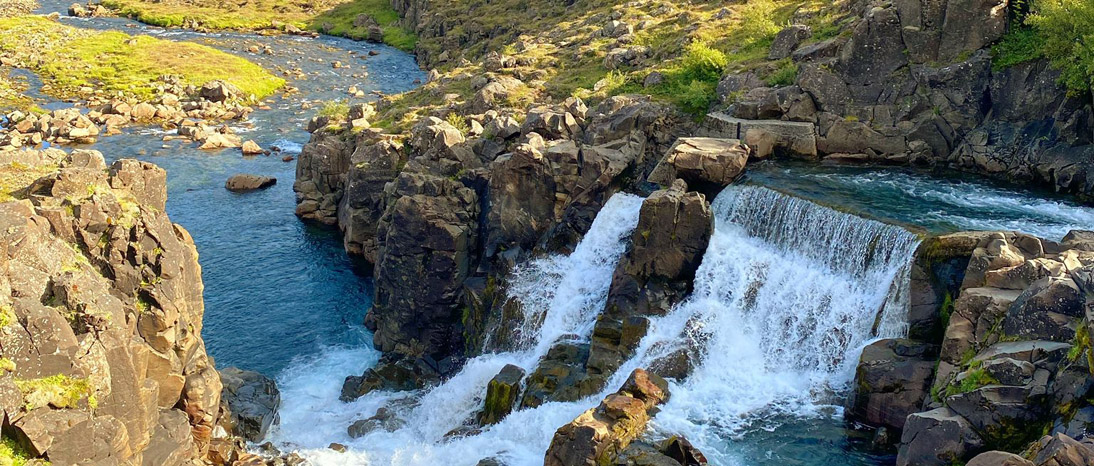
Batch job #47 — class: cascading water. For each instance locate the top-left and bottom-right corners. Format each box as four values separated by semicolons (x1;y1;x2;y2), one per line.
607;186;921;464
269;185;920;466
268;193;645;465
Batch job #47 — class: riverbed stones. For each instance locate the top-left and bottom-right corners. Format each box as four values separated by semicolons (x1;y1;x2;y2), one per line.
219;368;280;442
647;137;748;195
225;174;276;192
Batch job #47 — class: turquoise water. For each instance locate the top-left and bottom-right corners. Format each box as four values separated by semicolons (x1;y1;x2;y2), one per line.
28;2;426;374
16;5;1094;464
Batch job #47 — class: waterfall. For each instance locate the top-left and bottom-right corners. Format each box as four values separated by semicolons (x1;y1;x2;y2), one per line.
267;193;645;466
267;187;920;465
609;186;921;463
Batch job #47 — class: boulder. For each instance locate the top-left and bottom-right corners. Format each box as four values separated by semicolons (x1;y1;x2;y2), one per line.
647;137;748;195
768;24;811;60
475;364;525;425
225;174;276;192
241;140;265;155
544;369;669;466
1028;433;1094;466
967;451;1034;466
897;408;983;466
201;80;241;103
219;368;280;442
850;339;938;431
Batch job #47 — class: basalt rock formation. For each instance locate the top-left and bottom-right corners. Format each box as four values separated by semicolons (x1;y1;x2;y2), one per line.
850;229;1094;465
0;148;252;465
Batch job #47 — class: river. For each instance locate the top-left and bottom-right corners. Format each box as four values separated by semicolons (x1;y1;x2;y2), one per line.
16;4;1094;464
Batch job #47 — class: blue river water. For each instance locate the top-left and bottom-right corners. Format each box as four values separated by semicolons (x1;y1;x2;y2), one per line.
13;5;1094;464
29;1;426;375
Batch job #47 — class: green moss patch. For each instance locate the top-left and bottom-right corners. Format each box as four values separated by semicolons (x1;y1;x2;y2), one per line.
0;435;41;466
14;374;96;411
102;0;417;51
0;16;284;102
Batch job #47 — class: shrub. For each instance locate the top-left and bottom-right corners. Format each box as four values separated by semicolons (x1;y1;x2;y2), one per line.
678;42;729;84
1026;0;1094;95
765;59;799;86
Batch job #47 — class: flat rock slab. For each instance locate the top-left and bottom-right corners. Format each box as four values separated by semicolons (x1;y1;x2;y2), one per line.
225;174;276;192
700;112;817;158
648;137;748;192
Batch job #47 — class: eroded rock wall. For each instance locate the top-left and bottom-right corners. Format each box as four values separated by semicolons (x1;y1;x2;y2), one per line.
0;148;233;465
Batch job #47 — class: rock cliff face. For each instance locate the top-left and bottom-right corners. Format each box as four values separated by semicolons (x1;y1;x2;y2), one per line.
715;0;1094;201
0;148;239;465
850;229;1094;465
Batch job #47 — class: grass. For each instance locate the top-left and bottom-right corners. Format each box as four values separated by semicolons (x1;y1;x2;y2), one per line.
14;374;97;411
941;367;999;399
102;0;417;51
309;0;418;52
318;100;350;119
0;162;58;203
0;16;284;102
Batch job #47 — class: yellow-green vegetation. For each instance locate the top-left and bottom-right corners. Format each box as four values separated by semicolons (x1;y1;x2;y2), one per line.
14;374;97;411
941;366;999;399
0;16;284;102
0;72;38;114
0;435;40;466
0;358;14;373
309;0;417;51
102;0;417;51
993;0;1094;95
318;99;350;119
371;0;848;126
0;161;58;203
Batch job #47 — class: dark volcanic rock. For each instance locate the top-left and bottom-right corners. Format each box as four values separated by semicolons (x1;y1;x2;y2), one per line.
219;368;281;442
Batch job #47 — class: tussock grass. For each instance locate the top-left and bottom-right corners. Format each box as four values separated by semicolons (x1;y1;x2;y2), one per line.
0;16;284;101
102;0;417;51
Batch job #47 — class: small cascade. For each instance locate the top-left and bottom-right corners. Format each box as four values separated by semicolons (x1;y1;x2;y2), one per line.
611;186;921;462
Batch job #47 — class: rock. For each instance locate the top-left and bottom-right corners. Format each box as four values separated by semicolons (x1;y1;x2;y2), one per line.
700;112;817;158
967;451;1034;466
897;408;984;466
850;339;938;431
1028;433;1094;465
130;102;157;121
1062;231;1094;252
476;364;525;425
200;80;240;103
328;443;347;452
241;140;265;155
544;369;669;466
647;137;748;195
371;173;479;360
219;368;280;442
768;24;811;60
348;407;405;438
198;132;242;150
225;174;277;192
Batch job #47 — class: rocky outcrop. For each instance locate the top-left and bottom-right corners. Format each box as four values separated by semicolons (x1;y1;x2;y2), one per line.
859;230;1094;465
709;0;1094;202
583;180;712;392
474;364;524;426
647;138;748;196
219;368;280;442
0;148;240;464
544;369;669;466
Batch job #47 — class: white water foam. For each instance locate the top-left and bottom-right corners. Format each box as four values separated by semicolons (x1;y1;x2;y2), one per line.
268;193;645;465
269;186;921;465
